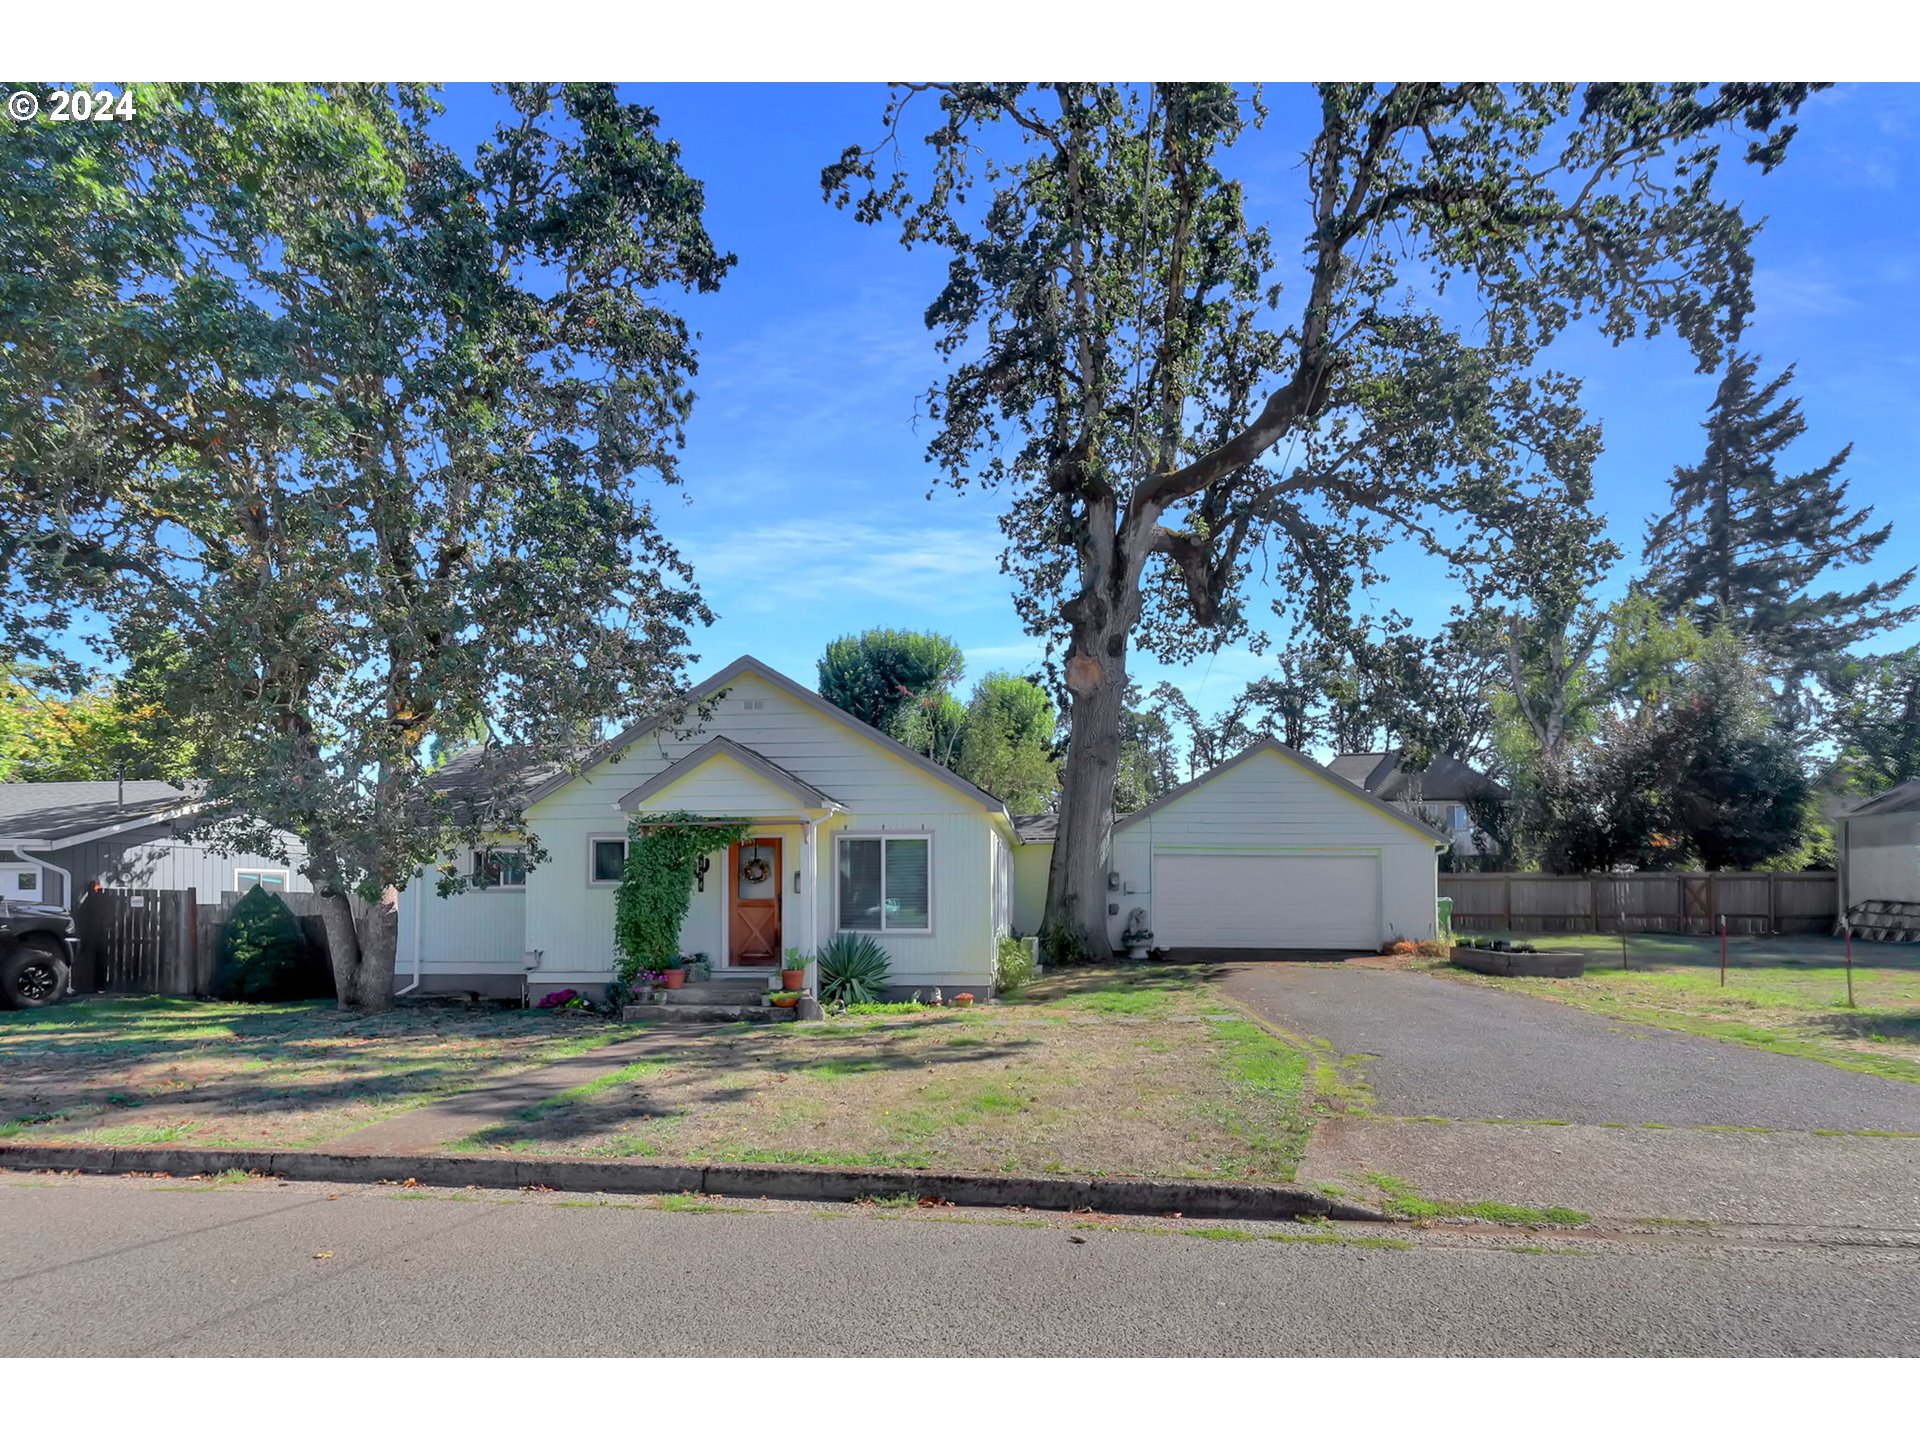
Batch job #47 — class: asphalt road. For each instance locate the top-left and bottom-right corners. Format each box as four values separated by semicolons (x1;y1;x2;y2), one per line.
1215;962;1920;1130
4;1174;1919;1357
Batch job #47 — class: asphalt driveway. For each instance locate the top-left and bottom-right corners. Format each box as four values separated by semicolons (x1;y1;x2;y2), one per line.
1214;962;1920;1227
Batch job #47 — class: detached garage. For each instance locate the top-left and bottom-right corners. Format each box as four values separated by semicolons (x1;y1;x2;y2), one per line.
1106;739;1446;954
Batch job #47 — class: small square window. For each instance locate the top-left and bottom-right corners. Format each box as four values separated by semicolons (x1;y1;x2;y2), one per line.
235;869;289;892
590;837;628;885
472;849;526;890
15;869;38;893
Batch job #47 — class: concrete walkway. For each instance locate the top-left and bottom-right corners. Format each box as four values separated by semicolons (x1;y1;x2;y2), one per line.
1215;962;1920;1228
328;1029;700;1154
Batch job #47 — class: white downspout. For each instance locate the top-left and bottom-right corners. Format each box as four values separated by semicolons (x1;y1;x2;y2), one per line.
802;820;819;995
395;870;424;997
8;844;72;911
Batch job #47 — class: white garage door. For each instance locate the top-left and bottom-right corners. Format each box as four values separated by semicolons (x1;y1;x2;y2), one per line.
1151;852;1379;950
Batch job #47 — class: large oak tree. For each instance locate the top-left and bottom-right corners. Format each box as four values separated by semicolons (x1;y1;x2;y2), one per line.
1;83;732;1007
829;82;1817;955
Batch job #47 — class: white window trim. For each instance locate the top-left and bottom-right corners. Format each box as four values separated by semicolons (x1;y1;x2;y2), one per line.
834;831;935;936
233;867;291;892
470;847;527;893
586;833;629;888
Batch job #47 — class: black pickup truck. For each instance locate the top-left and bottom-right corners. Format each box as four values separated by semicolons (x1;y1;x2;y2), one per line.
0;900;78;1009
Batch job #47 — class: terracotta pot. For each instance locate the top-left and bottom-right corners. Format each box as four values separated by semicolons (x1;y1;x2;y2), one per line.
953;995;974;1007
781;968;806;992
661;969;688;990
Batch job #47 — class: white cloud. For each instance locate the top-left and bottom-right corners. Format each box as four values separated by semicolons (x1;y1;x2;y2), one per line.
683;516;1009;614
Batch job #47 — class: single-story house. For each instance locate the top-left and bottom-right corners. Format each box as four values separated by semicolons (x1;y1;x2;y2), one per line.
397;658;1448;1000
1839;780;1920;925
1327;749;1505;856
397;655;1019;1001
0;780;312;909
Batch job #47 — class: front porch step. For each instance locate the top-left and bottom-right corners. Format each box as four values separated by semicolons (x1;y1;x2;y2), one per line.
621;1002;795;1024
661;982;775;1005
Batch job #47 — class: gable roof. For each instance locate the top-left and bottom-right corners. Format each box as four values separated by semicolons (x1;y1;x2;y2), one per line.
525;655;1010;819
1116;738;1448;844
614;736;845;814
1329;748;1506;802
0;781;206;848
1848;779;1920;817
1012;813;1058;844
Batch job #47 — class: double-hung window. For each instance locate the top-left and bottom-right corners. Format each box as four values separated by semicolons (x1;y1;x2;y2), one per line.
588;836;628;886
836;835;931;933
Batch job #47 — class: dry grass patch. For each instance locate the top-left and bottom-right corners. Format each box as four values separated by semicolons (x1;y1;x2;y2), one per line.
0;995;632;1150
452;966;1314;1182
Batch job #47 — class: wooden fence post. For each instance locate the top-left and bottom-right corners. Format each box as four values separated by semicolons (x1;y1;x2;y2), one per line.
1503;875;1513;934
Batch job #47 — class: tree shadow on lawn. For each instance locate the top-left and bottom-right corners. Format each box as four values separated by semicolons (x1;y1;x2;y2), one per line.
1004;963;1224;1007
1807;1010;1920;1045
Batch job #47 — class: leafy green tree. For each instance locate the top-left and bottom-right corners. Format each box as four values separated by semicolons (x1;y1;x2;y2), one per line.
1824;646;1920;795
1644;352;1915;710
830;82;1815;954
816;628;967;756
0;83;732;1009
0;645;197;783
954;672;1059;812
1115;687;1177;813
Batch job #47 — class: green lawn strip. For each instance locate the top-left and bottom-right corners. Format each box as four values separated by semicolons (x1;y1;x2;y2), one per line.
1363;1171;1590;1226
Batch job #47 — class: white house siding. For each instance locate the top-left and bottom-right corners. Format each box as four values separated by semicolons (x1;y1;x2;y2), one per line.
1012;841;1051;936
396;860;531;995
1847;812;1920;905
517;671;1000;991
1110;748;1439;948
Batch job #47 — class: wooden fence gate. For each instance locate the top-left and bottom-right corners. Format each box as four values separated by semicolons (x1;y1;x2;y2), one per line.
72;887;209;996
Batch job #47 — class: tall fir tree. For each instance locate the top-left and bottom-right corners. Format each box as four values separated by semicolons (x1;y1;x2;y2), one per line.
1644;352;1915;708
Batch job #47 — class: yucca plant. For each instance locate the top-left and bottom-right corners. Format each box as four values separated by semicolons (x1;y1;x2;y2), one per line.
816;932;893;1006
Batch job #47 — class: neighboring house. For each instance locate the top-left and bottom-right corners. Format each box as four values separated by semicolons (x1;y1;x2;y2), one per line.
1838;779;1920;915
1326;750;1506;856
0;781;312;908
395;655;1018;1001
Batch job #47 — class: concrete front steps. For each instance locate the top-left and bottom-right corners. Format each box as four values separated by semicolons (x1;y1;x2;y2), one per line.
621;979;804;1025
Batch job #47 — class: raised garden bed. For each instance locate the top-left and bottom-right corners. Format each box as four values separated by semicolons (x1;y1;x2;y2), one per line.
1450;942;1586;979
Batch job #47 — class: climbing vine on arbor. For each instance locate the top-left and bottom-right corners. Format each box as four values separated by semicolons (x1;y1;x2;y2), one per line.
613;812;752;984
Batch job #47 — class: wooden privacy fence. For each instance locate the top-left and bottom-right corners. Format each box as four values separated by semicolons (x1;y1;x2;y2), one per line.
1442;871;1838;937
72;887;338;998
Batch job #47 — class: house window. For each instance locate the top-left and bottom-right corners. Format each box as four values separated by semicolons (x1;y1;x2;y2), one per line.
1450;804;1469;831
588;836;628;886
836;835;932;933
470;848;526;890
234;868;289;892
13;868;39;894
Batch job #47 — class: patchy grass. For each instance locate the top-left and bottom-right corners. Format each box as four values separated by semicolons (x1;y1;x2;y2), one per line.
1438;931;1920;1085
0;995;634;1151
1364;1172;1591;1227
448;966;1317;1184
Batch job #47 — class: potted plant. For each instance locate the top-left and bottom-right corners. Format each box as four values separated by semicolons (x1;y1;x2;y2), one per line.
688;952;712;983
1120;908;1153;962
952;992;976;1008
660;959;689;990
768;990;801;1009
781;946;808;992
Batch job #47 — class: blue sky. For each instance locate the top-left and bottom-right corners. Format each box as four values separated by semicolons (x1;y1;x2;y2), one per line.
438;83;1920;722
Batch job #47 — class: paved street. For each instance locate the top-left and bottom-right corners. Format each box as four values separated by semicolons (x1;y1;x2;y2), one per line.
3;1173;1918;1356
1215;962;1920;1226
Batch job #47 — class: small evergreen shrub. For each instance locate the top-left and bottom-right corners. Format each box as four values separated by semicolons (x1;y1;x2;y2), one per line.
817;932;893;1005
214;885;324;1001
994;933;1036;994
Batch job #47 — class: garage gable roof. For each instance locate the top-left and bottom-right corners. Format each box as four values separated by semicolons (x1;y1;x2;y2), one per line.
1848;779;1920;817
1115;739;1448;844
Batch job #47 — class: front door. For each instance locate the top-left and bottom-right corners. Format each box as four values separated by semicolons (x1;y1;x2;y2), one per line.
728;837;783;967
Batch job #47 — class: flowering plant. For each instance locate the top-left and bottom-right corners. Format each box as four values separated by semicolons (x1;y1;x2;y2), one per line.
537;988;583;1010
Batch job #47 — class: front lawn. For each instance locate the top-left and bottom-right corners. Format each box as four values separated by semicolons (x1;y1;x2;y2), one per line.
451;965;1316;1183
0;996;631;1150
1436;932;1920;1084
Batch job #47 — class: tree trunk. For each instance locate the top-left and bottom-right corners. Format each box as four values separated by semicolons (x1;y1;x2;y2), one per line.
321;884;400;1012
1043;622;1131;963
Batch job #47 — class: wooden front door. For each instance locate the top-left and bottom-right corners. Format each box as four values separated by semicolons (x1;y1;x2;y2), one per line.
728;838;783;968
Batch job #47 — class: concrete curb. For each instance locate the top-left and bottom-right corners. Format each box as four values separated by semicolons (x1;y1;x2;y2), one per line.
0;1143;1387;1222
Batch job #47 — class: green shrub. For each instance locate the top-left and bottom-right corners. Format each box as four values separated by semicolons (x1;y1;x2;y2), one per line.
994;933;1036;994
817;932;892;1005
1039;920;1091;967
214;885;325;1001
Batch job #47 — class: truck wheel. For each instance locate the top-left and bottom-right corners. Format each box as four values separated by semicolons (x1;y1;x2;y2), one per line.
0;941;70;1009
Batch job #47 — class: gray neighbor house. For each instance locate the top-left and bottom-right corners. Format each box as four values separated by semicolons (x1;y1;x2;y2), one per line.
1326;750;1506;857
0;780;311;909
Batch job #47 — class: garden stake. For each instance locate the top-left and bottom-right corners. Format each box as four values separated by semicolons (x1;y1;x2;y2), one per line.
1719;916;1727;987
1845;922;1855;1008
